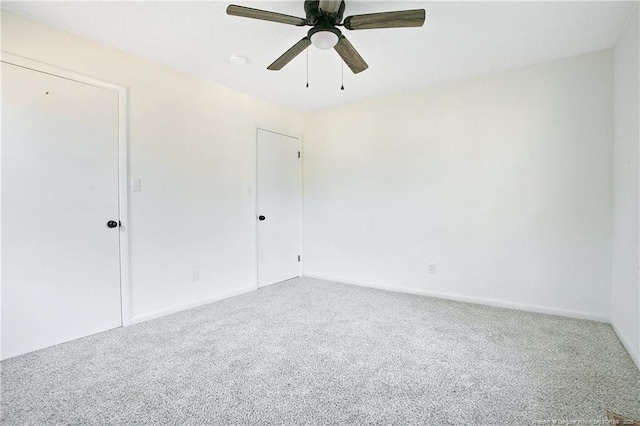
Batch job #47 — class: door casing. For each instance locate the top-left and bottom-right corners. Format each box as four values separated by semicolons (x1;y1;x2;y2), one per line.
0;51;131;334
254;125;303;289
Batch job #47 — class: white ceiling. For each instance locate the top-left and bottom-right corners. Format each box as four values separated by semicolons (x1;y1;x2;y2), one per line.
3;1;636;112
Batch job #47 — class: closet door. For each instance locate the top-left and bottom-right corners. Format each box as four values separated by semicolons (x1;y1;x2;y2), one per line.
256;129;300;287
2;62;122;359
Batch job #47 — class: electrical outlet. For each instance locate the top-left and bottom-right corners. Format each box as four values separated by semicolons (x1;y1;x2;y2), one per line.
192;271;200;282
428;264;436;274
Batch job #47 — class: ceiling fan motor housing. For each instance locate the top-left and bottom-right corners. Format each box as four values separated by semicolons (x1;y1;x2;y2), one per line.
304;0;345;25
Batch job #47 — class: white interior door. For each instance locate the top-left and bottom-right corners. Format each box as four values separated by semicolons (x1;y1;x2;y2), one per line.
256;129;300;288
1;62;122;359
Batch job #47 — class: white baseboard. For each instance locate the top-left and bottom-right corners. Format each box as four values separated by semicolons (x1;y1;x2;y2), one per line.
130;286;257;325
303;274;609;323
610;321;640;372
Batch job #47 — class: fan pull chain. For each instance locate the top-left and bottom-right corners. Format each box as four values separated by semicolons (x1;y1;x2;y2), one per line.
306;49;309;88
340;61;344;91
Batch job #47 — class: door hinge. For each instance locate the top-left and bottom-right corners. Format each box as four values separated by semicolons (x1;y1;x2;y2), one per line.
298;151;301;159
298;255;301;262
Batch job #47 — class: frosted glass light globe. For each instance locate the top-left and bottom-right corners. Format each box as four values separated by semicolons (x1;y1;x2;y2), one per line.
311;31;339;50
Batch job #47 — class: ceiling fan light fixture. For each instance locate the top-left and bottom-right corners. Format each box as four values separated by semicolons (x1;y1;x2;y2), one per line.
310;30;339;50
227;2;426;74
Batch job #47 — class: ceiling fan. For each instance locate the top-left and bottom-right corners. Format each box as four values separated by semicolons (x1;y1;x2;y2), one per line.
227;0;426;74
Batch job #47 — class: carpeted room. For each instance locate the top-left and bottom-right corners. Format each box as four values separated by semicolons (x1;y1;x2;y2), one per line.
1;1;640;425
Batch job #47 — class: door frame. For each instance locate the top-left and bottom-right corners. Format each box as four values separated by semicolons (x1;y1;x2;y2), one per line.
254;125;303;289
1;51;131;326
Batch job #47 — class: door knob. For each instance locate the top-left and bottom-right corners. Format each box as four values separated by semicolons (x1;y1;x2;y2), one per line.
258;215;266;221
107;220;119;228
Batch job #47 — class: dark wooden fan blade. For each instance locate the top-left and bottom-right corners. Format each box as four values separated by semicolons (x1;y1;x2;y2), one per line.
227;5;307;26
343;9;426;30
319;0;342;14
267;37;312;70
334;36;368;74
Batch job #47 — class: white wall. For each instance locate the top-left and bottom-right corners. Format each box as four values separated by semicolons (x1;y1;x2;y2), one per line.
303;50;614;321
1;10;303;322
612;4;640;368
